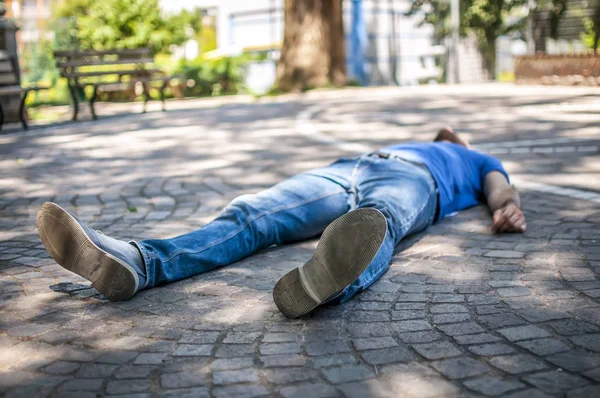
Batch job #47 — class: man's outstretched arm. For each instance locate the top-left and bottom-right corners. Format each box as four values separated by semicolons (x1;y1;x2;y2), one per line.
484;171;526;233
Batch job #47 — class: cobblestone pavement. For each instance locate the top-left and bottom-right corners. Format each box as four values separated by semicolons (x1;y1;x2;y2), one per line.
1;84;600;398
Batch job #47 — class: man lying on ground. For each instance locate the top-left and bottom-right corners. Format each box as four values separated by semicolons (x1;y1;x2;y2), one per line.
36;127;526;318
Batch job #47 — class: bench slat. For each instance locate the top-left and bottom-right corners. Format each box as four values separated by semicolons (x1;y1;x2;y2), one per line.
0;61;14;73
0;85;23;95
61;69;163;79
56;57;155;68
0;74;18;85
54;48;152;58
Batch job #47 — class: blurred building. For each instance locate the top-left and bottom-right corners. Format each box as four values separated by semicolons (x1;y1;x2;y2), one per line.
4;0;60;44
161;0;491;85
533;0;595;54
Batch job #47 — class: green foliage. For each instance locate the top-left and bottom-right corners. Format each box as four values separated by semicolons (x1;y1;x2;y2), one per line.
175;54;262;97
580;0;600;52
52;0;203;53
541;0;568;39
408;0;526;76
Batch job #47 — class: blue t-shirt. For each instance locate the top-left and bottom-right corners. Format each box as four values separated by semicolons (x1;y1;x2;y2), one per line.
380;142;509;222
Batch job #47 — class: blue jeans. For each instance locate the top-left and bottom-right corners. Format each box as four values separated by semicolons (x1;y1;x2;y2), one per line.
137;154;438;303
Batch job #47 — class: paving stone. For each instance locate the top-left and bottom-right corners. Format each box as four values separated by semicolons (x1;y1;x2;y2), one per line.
391;274;429;283
497;287;531;297
259;342;301;355
75;363;118;378
305;340;350;356
412;341;462;360
484;251;524;258
436;322;484;336
583;367;600;382
430;304;468;314
396;293;429;302
173;344;212;357
516;338;571;356
394;302;426;310
523;370;589;393
260;354;306;368
353;336;397;351
503;389;553;398
96;351;138;364
210;357;255;371
547;319;599;335
106;379;151;394
134;353;168;365
488;354;548;374
279;383;338;398
310;353;358;369
214;344;255;358
391;310;424;320
517;307;570;323
360;345;416;365
60;378;104;391
390;320;432;333
467;343;515;356
158;387;210;398
213;368;260;385
432;294;464;303
348;311;391;321
160;371;207;389
212;385;269;398
466;294;500;306
432;313;471;324
321;365;375;384
397;331;441;344
354;301;392;311
569;333;600;352
42;361;80;375
262;333;298;343
178;331;220;344
546;348;600;372
114;364;154;379
223;332;261;344
345;322;391;337
477;313;526;329
567;385;600;398
265;368;318;384
431;357;491;379
463;376;526;396
497;325;551;341
570;307;600;326
454;333;502;345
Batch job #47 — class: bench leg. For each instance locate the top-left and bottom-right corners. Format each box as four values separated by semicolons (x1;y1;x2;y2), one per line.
160;81;167;112
68;82;79;121
19;90;30;130
0;102;4;131
90;85;99;120
142;82;150;113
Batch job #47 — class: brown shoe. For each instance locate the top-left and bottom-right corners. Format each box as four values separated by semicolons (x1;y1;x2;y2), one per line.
273;208;387;318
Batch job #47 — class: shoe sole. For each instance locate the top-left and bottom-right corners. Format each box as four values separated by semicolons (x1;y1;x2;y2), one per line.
36;202;138;301
273;208;387;318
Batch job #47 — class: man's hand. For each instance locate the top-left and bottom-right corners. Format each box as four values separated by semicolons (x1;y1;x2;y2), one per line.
492;203;526;233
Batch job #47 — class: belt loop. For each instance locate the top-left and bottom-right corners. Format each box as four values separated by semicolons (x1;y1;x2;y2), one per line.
370;151;390;159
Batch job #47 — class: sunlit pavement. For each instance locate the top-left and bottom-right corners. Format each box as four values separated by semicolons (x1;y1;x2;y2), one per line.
1;84;599;397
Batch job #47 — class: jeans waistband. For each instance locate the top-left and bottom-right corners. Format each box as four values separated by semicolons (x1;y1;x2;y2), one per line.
368;151;428;172
368;151;440;222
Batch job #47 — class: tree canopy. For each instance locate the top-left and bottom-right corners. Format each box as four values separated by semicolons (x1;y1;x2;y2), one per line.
53;0;202;53
408;0;527;77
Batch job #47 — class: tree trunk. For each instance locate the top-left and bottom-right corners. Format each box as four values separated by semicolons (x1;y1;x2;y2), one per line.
276;0;346;92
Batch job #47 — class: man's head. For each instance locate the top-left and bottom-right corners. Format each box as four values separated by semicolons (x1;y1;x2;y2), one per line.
434;127;471;148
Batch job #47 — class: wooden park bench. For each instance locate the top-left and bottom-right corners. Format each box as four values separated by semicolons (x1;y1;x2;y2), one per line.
54;48;175;121
0;51;47;130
